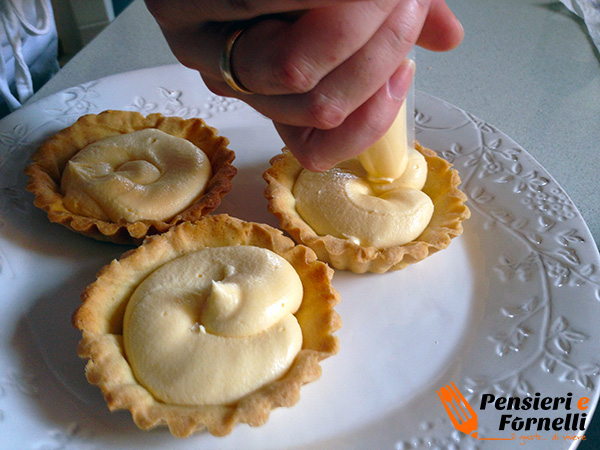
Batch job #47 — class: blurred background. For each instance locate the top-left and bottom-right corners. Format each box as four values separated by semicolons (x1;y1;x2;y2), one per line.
0;0;133;118
51;0;134;65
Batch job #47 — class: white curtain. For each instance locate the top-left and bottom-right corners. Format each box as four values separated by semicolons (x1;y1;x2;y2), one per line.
0;0;59;116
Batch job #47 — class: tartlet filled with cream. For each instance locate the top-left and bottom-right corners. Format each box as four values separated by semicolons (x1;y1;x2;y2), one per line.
25;110;237;244
73;214;341;437
264;103;470;273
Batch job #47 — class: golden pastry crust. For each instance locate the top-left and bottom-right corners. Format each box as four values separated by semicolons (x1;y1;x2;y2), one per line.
25;110;237;244
72;214;341;437
263;142;470;273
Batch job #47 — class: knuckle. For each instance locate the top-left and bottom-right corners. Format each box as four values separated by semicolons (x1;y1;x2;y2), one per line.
306;92;347;130
385;21;414;53
385;0;431;52
271;53;320;94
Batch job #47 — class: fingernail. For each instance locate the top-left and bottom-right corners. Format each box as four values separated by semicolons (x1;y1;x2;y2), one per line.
387;59;416;102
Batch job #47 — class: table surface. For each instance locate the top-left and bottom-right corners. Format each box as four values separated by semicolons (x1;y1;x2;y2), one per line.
25;0;600;447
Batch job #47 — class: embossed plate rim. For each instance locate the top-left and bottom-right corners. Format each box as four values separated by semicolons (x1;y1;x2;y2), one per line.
0;64;599;450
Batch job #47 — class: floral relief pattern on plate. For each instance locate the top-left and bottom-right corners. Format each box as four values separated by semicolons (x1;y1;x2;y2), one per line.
397;93;600;447
0;65;598;449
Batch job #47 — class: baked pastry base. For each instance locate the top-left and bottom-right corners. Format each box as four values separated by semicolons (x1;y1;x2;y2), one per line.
72;214;341;437
25;110;237;244
263;142;470;273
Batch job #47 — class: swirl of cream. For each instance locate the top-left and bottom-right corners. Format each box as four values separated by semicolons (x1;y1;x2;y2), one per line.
293;148;433;248
123;245;303;405
60;129;212;222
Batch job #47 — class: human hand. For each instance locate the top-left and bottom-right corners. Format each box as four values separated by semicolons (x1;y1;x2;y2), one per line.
145;0;463;171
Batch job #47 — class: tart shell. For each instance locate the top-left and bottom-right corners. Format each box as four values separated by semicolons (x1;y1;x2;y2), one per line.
263;142;470;273
72;214;341;437
25;110;237;244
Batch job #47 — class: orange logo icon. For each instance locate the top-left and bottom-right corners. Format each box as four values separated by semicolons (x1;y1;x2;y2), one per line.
437;382;514;441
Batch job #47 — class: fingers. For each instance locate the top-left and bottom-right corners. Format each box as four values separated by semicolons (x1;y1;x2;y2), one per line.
144;0;373;84
288;0;429;125
205;0;429;130
231;2;394;95
416;0;464;51
148;0;457;101
144;0;365;25
224;0;458;98
274;59;416;172
145;0;463;171
160;2;398;97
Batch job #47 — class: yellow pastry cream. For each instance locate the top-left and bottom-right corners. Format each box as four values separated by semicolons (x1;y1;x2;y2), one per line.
293;101;434;248
73;215;341;436
123;245;303;405
61;128;212;222
357;100;411;183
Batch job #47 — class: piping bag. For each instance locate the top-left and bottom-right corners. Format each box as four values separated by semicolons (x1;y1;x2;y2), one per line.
357;50;416;183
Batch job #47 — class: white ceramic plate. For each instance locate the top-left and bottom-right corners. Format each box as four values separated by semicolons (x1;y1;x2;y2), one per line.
0;65;599;449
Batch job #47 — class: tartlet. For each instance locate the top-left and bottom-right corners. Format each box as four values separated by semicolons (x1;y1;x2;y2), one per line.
25;110;237;244
263;142;470;273
72;214;341;437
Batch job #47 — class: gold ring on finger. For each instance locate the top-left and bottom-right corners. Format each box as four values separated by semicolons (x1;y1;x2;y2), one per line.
220;27;254;95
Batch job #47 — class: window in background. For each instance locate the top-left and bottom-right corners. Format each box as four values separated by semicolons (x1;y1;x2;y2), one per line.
51;0;133;65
